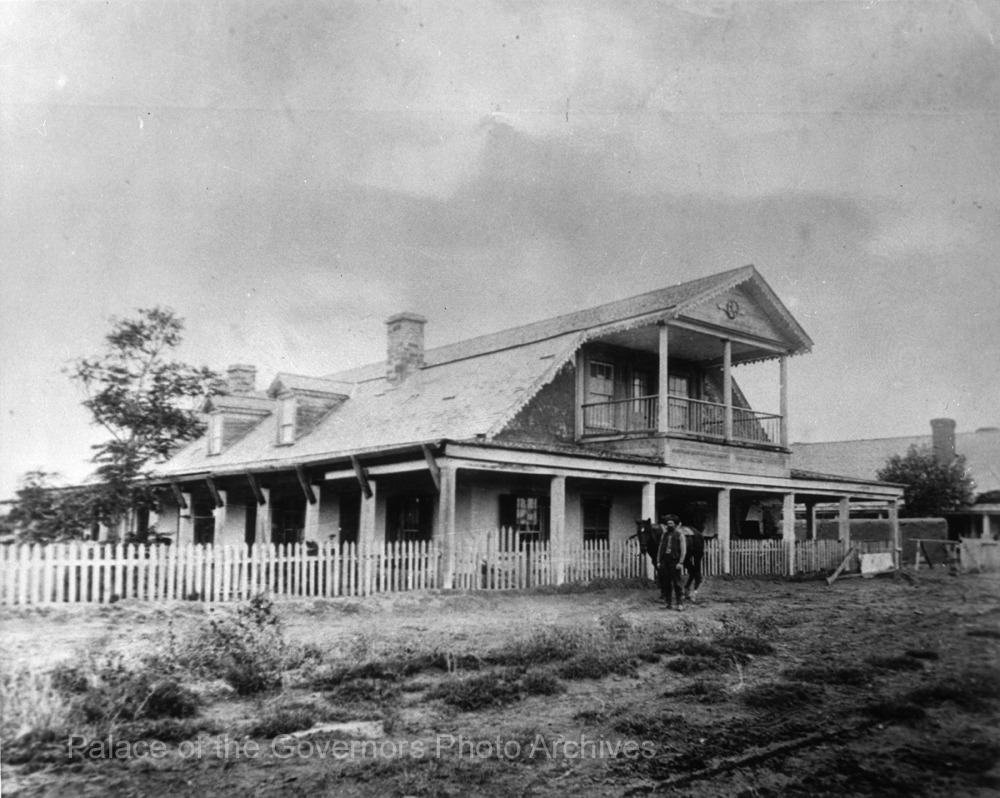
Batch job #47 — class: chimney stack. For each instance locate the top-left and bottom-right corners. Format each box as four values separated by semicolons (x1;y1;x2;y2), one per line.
385;312;426;385
226;363;257;395
930;418;956;465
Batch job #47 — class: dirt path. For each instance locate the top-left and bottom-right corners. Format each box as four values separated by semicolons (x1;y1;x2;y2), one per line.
3;570;999;797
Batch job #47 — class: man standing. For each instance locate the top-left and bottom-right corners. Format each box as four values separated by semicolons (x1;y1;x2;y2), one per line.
656;514;686;610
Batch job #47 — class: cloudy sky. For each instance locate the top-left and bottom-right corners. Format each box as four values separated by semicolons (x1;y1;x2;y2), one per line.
2;0;998;499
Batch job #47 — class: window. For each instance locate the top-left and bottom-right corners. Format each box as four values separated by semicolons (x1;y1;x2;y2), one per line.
582;495;612;543
271;495;304;546
277;396;296;444
386;494;434;544
588;360;614;400
499;493;550;544
631;370;650;398
208;413;223;455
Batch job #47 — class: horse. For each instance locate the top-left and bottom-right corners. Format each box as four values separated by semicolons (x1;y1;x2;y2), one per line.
632;518;663;578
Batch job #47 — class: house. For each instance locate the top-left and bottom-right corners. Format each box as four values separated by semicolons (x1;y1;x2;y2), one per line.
143;265;903;585
793;420;1000;540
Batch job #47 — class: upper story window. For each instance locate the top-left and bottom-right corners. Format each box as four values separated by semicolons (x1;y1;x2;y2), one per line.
277;396;296;444
588;360;614;401
207;414;223;455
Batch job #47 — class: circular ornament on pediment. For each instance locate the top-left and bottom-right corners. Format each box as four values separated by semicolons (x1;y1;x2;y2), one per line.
719;299;742;319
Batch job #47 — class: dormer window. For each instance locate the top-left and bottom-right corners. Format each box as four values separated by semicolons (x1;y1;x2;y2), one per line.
277;395;297;444
208;413;224;455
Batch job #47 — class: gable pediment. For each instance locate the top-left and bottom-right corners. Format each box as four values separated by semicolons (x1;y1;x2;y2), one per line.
679;284;801;348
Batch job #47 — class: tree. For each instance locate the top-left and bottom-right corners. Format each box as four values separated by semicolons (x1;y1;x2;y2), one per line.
3;308;222;543
66;307;224;539
877;444;975;518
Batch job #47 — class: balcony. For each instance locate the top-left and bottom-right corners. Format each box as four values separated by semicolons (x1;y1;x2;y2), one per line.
582;395;783;446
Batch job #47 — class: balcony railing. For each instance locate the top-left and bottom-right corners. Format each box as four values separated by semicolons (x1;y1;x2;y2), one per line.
582;395;783;445
582;395;658;434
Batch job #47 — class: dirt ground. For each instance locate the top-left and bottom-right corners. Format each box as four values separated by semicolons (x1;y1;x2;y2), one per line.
2;568;999;797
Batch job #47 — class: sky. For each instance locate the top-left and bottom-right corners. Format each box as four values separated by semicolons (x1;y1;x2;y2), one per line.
2;0;999;500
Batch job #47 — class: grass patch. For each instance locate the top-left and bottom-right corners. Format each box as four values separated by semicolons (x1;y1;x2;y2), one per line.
522;668;565;696
740;682;818;711
782;664;872;686
716;635;775;656
864;700;927;724
966;629;1000;640
431;670;522;711
904;649;940;660
557;651;635;680
486;625;599;667
868;655;924;672
612;709;686;738
907;668;1000;712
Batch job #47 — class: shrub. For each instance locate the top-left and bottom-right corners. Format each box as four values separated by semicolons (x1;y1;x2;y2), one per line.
166;594;304;694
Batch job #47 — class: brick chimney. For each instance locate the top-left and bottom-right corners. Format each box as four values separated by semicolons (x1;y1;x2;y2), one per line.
226;364;257;395
385;312;426;385
930;418;956;465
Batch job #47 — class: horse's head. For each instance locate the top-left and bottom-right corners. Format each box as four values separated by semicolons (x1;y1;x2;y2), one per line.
633;518;660;556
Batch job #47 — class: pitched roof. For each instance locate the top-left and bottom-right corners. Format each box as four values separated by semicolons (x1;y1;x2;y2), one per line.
327;264;811;384
269;373;353;397
204;394;273;414
153;266;808;478
792;428;1000;495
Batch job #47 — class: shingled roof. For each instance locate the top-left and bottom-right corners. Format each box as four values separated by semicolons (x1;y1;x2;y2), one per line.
792;428;1000;496
153;265;807;478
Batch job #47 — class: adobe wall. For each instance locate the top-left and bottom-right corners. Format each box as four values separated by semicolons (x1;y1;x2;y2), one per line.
495;363;576;445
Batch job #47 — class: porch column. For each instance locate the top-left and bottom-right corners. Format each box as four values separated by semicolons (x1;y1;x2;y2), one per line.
551;475;567;585
717;488;731;575
782;493;796;575
254;487;271;545
642;481;657;580
982;514;990;539
806;501;817;541
723;339;733;442
359;480;377;553
179;492;194;546
888;498;901;569
575;350;586;440
838;497;850;548
657;323;670;434
214;490;228;546
779;354;789;448
304;484;321;543
436;466;457;589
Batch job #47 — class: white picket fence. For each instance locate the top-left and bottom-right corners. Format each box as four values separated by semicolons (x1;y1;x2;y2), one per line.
0;533;926;607
0;541;438;607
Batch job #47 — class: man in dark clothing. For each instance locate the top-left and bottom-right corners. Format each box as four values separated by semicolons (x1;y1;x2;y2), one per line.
683;526;706;601
655;515;686;609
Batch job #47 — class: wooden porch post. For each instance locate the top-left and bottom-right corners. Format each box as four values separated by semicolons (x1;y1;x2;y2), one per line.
551;475;566;585
575;350;586;440
179;492;194;546
436;466;457;589
359;480;377;552
304;484;321;543
214;490;228;546
723;339;733;442
888;498;901;569
657;323;670;434
838;496;850;548
718;488;731;575
254;487;271;545
806;501;817;541
779;354;789;448
642;481;657;581
782;493;796;575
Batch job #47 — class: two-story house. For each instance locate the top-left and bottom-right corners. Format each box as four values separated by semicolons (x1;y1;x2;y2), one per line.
148;265;902;584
